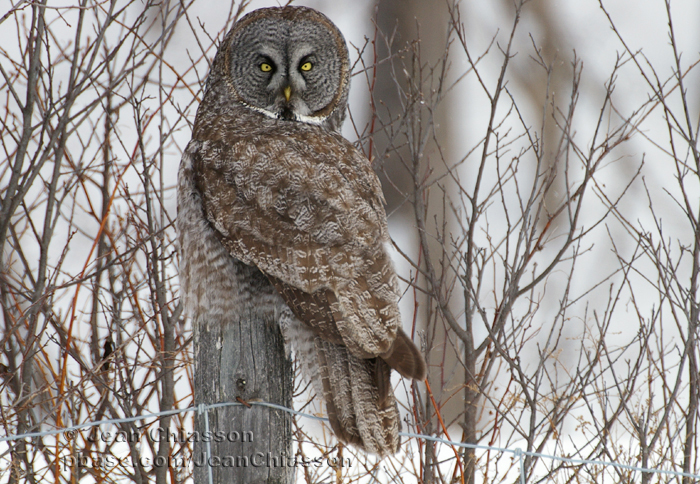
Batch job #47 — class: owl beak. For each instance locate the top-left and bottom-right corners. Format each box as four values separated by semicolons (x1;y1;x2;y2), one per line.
283;86;292;102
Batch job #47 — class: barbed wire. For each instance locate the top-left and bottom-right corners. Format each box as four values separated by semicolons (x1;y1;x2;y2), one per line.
2;400;698;483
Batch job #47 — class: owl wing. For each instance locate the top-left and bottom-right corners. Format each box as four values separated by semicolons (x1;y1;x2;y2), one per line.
189;121;403;360
268;273;425;381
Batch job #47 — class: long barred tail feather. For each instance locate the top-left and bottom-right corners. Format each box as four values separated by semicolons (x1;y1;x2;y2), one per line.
315;338;400;456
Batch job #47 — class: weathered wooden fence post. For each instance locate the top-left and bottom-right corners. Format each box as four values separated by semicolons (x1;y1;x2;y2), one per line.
192;263;293;484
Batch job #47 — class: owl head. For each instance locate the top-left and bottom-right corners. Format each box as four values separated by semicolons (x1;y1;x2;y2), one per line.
206;7;350;133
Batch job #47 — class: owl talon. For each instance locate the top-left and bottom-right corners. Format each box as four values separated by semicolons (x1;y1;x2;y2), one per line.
236;396;252;408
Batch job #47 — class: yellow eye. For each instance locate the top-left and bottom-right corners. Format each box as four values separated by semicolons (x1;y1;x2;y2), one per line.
300;61;313;72
260;62;273;72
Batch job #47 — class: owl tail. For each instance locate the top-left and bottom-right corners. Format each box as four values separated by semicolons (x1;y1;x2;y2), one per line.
315;338;400;456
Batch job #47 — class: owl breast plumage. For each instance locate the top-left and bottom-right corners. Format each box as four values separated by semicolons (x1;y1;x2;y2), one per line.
177;6;426;456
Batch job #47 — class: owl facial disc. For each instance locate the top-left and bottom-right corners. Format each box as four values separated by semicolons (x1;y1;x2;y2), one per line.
222;8;349;128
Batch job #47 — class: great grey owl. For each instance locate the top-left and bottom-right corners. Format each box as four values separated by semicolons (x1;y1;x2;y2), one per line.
177;6;426;456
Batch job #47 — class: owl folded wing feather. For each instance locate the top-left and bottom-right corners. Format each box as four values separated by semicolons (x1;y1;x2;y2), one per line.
191;125;407;360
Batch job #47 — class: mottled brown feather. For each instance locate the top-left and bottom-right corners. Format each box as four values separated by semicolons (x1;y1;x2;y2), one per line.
270;273;426;380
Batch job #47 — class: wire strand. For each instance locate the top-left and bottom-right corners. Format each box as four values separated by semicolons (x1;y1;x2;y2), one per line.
2;400;698;481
